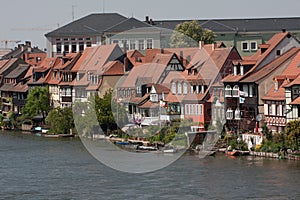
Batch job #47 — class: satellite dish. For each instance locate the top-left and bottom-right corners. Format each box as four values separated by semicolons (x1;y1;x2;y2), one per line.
256;114;262;121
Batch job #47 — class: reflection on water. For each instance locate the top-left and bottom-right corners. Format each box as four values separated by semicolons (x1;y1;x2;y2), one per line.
0;131;300;199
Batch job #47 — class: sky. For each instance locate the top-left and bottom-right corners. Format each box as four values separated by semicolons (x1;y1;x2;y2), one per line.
1;0;300;50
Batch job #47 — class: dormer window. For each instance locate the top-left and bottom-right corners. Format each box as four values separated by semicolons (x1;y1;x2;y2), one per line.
232;85;239;97
225;85;232;97
136;86;141;95
150;94;158;102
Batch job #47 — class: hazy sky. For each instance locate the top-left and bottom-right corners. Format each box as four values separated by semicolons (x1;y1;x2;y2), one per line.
1;0;300;50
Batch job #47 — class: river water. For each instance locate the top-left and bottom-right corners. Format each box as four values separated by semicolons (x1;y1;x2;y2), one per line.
0;131;300;200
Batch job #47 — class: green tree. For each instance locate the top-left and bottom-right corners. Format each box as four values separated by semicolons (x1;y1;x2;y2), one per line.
95;89;117;133
170;20;216;48
45;107;74;134
286;120;300;150
22;87;50;123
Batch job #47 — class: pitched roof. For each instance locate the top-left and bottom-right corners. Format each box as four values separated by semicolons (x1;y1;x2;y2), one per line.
223;32;295;83
241;48;300;83
71;44;121;73
45;13;127;37
121;63;167;88
104;17;152;32
262;79;289;101
103;61;125;75
5;64;30;79
152;17;300;33
0;58;20;74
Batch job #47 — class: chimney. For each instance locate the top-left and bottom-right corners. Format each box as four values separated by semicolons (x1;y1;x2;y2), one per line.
145;16;149;23
150;19;153;25
161;48;164;54
25;41;31;47
282;28;286;33
199;41;204;49
180;51;183;63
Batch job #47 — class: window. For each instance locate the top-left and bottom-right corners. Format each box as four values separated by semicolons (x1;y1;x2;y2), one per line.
66;88;71;96
138;40;144;50
71;42;77;53
232;85;239;97
172;82;176;94
79;42;84;52
241;41;249;51
86;42;92;47
276;50;281;56
112;40;118;44
56;43;62;54
269;104;273;115
129;40;136;50
63;38;69;41
86;38;91;41
178;83;182;94
276;105;281;116
185;104;189;115
250;41;257;51
146;39;153;49
150;94;158;102
225;85;232;97
64;43;69;53
226;108;233;120
136;86;141;95
183;82;188;94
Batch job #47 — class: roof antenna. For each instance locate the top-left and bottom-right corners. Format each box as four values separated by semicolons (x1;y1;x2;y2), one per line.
72;5;76;21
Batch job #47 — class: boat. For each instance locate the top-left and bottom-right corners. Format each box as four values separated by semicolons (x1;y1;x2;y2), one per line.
225;150;241;156
163;148;178;153
116;141;130;145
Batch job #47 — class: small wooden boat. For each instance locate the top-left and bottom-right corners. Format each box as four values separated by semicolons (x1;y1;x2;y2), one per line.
226;150;241;156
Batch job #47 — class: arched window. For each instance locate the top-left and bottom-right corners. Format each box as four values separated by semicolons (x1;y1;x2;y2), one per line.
178;82;182;94
172;82;176;94
183;82;188;94
226;108;233;120
225;85;232;97
232;85;239;97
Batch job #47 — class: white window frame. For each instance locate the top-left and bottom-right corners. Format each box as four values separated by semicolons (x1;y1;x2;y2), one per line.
138;39;145;50
183;82;188;94
241;41;249;51
178;83;182;94
172;82;176;94
250;41;257;51
225;85;232;97
129;40;136;50
146;39;153;49
232;85;239;97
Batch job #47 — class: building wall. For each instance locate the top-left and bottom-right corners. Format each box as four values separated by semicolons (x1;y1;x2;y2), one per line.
98;75;123;98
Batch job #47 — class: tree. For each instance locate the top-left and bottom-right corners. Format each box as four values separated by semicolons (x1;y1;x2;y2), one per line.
45;107;74;134
95;89;117;133
22;87;50;123
170;20;216;48
286;120;300;150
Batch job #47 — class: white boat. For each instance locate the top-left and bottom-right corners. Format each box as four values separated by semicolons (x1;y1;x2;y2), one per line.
162;147;178;153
